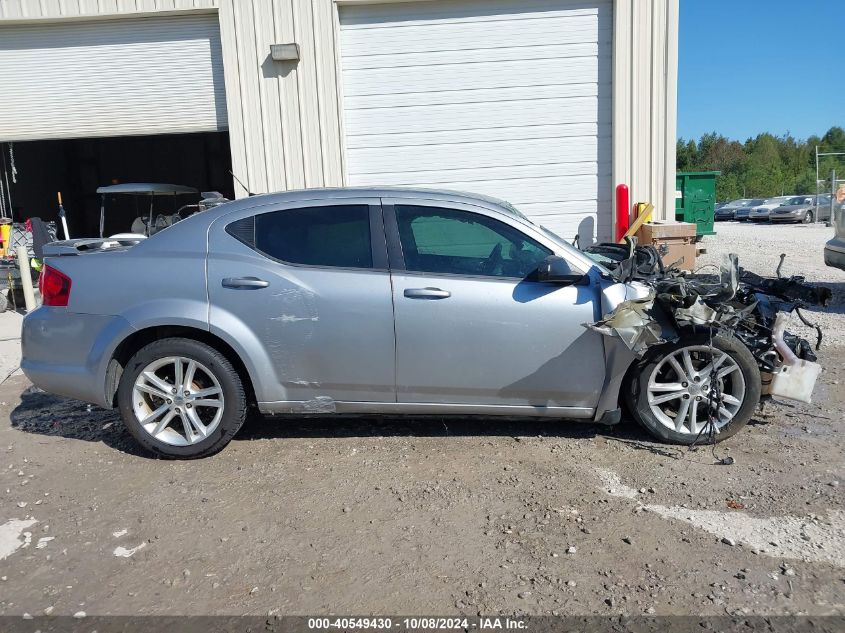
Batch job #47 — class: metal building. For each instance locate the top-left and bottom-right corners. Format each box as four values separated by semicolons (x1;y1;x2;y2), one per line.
0;0;678;241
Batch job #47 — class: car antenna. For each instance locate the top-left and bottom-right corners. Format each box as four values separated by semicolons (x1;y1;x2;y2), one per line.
229;170;256;197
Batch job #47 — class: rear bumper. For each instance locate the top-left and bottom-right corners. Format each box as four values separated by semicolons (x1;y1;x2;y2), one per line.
21;308;134;408
825;240;845;271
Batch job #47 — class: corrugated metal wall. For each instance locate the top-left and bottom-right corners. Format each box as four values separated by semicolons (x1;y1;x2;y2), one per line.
612;0;679;223
0;0;678;220
216;0;344;196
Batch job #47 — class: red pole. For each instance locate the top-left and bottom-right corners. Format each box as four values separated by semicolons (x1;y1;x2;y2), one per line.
615;184;630;242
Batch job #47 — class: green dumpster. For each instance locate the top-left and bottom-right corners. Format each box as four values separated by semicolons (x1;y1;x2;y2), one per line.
675;171;720;237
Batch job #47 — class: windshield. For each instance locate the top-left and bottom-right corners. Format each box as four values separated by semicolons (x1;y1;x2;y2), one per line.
534;223;612;275
497;200;530;221
748;199;766;206
785;197;806;205
496;200;611;277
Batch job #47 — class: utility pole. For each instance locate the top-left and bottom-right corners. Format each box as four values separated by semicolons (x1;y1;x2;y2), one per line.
815;145;819;215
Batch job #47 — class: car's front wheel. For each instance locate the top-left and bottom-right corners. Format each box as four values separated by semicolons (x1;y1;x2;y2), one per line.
802;210;814;224
117;337;247;458
625;333;761;444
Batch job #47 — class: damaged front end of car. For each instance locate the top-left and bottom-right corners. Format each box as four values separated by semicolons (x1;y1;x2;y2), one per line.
584;242;830;406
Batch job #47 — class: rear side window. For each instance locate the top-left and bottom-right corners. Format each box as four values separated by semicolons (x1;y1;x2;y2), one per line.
227;205;372;269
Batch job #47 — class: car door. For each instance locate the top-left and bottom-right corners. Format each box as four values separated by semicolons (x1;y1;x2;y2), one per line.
206;197;395;406
384;198;606;411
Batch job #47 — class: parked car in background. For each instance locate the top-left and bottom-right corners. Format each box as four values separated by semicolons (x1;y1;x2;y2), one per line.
715;199;752;221
815;194;833;222
825;189;845;270
734;198;768;222
748;196;793;222
770;196;816;224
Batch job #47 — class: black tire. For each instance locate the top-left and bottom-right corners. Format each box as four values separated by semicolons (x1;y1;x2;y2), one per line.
802;211;813;224
117;337;247;458
624;333;761;445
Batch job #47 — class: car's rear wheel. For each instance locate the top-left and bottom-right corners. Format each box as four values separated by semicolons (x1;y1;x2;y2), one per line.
625;333;761;444
117;337;247;458
802;210;814;224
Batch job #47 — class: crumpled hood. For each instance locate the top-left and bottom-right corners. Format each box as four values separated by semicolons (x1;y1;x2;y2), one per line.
581;242;828;404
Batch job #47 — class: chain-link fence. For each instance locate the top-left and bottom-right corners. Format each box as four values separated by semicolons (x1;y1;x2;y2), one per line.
815;173;844;224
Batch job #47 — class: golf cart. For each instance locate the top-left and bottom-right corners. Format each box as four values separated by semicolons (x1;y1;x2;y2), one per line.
96;183;199;238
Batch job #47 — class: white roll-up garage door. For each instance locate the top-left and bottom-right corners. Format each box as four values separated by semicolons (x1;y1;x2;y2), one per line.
339;0;612;241
0;14;228;142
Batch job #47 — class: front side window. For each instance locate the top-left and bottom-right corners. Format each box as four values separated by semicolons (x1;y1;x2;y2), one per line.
228;205;373;269
395;205;551;278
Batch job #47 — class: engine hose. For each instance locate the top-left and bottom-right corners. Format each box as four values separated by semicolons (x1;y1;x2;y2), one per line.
794;307;823;350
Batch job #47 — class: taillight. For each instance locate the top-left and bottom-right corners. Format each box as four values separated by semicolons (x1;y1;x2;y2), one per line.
39;265;72;307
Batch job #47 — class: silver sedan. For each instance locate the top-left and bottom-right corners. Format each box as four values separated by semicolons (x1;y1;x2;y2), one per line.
22;188;761;458
770;196;816;223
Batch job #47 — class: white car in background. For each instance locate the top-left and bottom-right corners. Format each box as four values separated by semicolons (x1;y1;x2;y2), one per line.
748;196;794;222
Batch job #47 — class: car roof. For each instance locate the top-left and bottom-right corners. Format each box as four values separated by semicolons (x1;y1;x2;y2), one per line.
252;186;512;207
201;186;525;222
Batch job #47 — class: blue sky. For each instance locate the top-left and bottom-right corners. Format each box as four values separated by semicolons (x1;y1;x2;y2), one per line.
678;0;842;142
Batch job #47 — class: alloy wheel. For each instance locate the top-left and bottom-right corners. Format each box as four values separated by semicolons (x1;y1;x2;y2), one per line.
132;356;225;446
646;345;745;435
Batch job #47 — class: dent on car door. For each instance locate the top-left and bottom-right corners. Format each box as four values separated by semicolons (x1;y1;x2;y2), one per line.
384;200;605;411
206;199;395;406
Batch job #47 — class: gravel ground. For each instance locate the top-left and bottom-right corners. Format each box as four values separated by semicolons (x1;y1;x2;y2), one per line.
697;221;845;346
1;369;843;618
0;222;843;618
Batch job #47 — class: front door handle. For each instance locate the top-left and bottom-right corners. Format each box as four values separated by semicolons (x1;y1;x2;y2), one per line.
404;287;451;300
222;276;269;289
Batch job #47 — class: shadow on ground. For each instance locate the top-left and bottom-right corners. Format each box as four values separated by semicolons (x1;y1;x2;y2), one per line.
8;383;669;459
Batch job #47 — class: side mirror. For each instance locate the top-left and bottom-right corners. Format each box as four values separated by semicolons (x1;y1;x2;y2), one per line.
536;255;586;285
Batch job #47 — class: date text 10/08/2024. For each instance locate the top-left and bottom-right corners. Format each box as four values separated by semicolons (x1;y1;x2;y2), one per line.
306;618;527;630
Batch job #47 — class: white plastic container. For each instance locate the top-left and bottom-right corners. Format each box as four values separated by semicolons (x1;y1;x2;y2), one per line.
767;313;822;404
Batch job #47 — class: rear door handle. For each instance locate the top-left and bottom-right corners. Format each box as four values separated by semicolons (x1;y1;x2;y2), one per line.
222;276;269;289
404;287;451;300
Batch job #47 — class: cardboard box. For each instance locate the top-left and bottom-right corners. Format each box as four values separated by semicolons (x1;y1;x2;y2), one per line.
636;221;697;271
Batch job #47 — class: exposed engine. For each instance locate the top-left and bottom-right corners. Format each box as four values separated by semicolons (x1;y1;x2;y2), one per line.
583;241;830;404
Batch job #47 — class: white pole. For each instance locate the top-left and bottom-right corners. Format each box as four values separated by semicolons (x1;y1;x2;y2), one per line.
815;145;820;223
15;245;36;312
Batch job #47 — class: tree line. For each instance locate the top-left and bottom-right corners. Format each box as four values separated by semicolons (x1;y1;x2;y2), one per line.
676;126;845;202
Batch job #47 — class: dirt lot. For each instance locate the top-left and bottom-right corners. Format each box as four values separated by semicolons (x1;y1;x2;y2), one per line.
1;222;844;617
